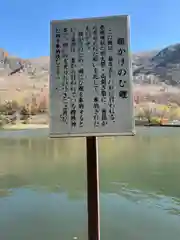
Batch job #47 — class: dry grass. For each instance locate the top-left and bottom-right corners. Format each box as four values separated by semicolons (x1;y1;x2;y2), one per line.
134;85;180;122
0;75;49;115
134;84;180;105
1;75;180;125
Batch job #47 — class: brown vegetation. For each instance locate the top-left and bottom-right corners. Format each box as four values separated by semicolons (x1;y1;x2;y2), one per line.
1;79;180;127
0;85;49;126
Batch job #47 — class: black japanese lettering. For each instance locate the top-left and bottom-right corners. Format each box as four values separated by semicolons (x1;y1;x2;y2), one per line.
56;28;60;33
100;57;106;68
118;69;126;76
119;90;128;99
101;108;108;126
63;42;68;48
120;58;124;66
117;38;125;45
109;68;112;78
119;80;126;87
117;48;126;56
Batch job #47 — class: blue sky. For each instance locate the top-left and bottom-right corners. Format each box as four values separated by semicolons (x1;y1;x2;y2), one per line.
1;0;180;58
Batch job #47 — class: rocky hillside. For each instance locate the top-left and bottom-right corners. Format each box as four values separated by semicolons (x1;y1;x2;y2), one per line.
1;43;180;86
0;48;49;81
133;43;180;85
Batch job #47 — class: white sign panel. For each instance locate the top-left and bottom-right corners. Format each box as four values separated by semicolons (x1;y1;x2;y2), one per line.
49;15;135;137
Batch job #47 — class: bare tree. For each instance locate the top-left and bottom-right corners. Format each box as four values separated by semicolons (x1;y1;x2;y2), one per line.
169;103;179;121
142;106;153;124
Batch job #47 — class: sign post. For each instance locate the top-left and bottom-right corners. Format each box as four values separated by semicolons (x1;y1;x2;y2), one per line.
49;15;135;240
86;136;100;240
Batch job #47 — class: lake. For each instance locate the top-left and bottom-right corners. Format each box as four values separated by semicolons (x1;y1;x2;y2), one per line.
0;127;180;240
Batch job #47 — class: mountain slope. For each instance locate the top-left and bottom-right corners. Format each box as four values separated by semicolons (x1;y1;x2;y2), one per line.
133;43;180;85
1;43;180;86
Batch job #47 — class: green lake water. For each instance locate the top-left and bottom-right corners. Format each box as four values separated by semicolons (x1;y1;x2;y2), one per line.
0;127;180;240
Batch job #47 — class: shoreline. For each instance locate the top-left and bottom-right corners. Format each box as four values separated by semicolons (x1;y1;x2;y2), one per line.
1;123;180;131
2;124;48;130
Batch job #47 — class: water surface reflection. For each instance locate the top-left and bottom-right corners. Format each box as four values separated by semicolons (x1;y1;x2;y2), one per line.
0;130;180;239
